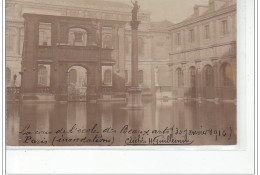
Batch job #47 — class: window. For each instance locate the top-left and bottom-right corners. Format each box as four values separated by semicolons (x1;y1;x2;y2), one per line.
176;33;181;45
103;35;113;49
205;25;210;39
68;28;87;46
189;29;195;43
104;70;112;84
138;70;143;84
221;20;228;35
222;63;233;86
6;28;16;53
189;67;196;87
204;65;214;87
39;23;51;46
138;38;144;56
176;68;184;87
6;67;11;85
38;65;48;86
74;32;83;42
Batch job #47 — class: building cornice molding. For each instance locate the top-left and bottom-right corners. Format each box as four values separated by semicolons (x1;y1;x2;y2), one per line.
169;41;236;55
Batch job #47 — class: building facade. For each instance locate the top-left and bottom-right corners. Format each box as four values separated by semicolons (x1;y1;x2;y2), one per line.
6;0;172;101
168;0;237;101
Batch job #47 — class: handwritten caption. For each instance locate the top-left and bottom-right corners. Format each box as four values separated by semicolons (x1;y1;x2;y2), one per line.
19;124;233;146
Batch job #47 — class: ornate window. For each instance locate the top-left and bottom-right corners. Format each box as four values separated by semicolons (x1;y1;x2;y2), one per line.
39;23;51;46
103;35;113;49
222;63;233;86
138;70;143;84
176;68;184;87
104;70;112;84
204;65;214;87
138;38;144;56
38;65;48;86
189;67;196;87
6;67;11;85
68;28;87;46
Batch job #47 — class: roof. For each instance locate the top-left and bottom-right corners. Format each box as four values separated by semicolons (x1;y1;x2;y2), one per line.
150;20;174;31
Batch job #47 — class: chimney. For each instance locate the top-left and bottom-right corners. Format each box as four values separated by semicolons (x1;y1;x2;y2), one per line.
209;0;215;11
194;5;199;16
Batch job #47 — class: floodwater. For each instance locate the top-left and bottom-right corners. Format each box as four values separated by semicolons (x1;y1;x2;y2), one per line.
6;98;236;146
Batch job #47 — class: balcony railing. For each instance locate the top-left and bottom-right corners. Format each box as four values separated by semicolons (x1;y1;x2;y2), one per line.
37;87;50;93
7;87;21;94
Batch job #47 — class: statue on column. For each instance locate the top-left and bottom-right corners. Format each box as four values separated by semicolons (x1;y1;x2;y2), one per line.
131;0;140;21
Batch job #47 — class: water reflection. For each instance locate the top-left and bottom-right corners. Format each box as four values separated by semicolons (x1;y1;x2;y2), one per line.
6;99;236;146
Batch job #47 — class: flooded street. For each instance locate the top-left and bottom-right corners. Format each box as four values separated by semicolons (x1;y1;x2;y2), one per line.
6;98;236;146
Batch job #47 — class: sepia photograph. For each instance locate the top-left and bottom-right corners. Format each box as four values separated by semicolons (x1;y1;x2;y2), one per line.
6;0;237;146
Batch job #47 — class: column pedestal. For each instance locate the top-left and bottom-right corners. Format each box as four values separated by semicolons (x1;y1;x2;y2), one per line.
127;87;143;109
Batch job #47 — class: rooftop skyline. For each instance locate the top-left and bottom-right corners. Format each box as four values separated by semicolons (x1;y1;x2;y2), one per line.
105;0;209;23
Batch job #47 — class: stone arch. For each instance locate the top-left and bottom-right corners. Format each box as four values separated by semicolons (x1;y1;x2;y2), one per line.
67;65;88;87
103;35;113;49
176;67;184;87
220;62;234;87
203;64;214;87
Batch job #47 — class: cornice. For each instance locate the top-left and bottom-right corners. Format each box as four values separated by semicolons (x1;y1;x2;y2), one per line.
168;4;236;31
169;41;236;55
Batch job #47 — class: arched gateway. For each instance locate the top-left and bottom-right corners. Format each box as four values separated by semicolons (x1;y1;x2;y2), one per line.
67;66;88;101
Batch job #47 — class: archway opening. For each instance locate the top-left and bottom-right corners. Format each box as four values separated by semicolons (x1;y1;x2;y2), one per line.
221;63;233;87
67;66;88;101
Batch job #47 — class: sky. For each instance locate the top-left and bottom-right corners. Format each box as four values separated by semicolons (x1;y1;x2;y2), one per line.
105;0;209;23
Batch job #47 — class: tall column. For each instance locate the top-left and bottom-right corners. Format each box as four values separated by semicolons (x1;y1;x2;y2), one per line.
127;20;143;109
21;15;39;93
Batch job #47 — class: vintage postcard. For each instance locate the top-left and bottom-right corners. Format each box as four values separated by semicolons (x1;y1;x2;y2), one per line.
6;0;237;146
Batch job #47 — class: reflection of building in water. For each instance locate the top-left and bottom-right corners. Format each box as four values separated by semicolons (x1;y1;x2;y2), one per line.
6;0;172;101
168;0;236;100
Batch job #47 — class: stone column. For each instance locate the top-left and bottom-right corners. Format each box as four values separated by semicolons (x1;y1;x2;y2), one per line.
127;20;143;109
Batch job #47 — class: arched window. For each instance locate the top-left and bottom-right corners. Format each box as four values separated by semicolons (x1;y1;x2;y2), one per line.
103;35;113;49
138;70;143;84
68;69;77;85
204;65;214;87
6;67;11;85
138;38;144;56
68;28;87;46
189;67;196;87
125;37;130;55
38;66;48;86
104;69;112;84
176;68;184;87
222;63;233;86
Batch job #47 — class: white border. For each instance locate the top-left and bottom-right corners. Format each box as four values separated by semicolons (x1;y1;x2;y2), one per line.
3;0;256;174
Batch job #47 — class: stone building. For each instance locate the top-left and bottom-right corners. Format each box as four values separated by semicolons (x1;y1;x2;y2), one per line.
168;0;237;101
6;0;172;101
